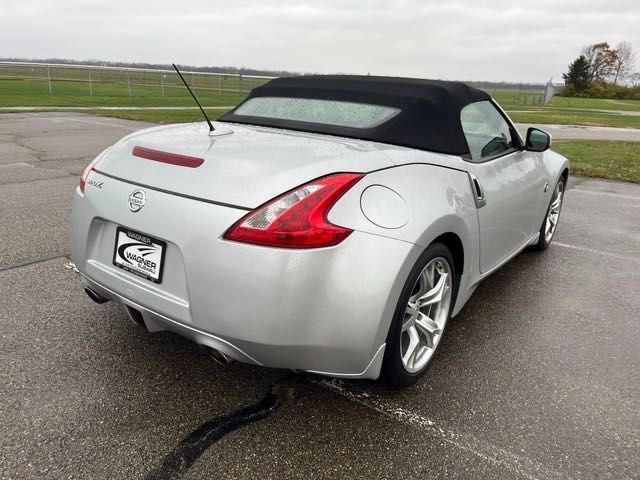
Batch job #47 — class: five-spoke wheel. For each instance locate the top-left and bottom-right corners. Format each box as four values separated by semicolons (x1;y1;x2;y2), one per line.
401;257;452;373
533;178;565;250
382;242;456;387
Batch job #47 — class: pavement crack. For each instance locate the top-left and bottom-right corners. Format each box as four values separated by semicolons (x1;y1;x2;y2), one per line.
144;374;298;480
0;254;68;273
0;173;78;187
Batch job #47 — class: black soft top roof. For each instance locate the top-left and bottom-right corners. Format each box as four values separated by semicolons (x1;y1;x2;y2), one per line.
219;75;490;156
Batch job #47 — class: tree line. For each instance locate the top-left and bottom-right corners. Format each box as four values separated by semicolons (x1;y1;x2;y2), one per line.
562;42;640;99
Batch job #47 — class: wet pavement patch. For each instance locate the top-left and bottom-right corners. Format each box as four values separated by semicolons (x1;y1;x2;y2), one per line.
144;375;298;480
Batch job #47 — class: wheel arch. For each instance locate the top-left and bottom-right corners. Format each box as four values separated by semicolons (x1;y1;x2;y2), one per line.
432;232;464;276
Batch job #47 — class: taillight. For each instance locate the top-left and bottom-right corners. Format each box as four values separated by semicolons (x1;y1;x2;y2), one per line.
79;148;110;193
224;173;364;248
79;158;98;193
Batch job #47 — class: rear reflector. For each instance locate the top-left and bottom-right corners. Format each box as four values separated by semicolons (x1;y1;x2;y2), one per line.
132;146;204;168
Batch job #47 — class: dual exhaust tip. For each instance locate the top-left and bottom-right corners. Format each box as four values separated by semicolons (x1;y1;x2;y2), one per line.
84;287;109;304
205;347;234;366
84;287;233;366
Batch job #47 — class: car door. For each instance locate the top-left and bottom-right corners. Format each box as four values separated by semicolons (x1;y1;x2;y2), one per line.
461;100;545;274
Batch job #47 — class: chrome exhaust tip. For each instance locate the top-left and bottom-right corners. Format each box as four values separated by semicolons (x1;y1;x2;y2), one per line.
205;347;234;366
84;287;110;304
125;306;146;328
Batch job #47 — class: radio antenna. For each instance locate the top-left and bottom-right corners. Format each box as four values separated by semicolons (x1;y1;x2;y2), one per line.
172;63;214;132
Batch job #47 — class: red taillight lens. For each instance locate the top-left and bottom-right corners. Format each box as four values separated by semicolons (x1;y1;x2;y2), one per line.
79;157;100;193
224;173;364;248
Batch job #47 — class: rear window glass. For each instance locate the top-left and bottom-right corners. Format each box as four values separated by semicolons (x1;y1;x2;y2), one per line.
233;97;400;129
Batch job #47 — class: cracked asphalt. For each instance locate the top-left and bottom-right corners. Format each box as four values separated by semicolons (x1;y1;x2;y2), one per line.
1;112;639;479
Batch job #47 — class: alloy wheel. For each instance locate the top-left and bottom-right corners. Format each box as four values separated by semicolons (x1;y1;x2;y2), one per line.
401;257;452;373
545;181;564;243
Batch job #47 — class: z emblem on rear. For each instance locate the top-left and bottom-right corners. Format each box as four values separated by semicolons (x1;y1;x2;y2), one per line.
128;189;146;212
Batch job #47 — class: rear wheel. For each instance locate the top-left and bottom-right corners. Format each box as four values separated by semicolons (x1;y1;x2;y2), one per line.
382;243;457;387
532;178;564;251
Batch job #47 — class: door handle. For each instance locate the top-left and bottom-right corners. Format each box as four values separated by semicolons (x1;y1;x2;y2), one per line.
469;173;487;208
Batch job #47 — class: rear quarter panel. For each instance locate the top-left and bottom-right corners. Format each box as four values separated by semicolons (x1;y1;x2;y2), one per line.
329;162;481;316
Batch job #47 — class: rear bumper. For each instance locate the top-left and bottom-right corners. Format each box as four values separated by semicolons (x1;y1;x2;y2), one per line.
83;272;388;378
72;173;420;379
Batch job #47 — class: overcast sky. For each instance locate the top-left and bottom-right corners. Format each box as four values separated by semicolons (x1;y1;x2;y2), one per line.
1;0;639;82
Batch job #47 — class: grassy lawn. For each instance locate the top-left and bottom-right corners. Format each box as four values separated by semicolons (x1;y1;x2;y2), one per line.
507;109;640;129
547;96;640;112
492;92;640;128
3;78;640;129
553;140;640;183
0;79;247;107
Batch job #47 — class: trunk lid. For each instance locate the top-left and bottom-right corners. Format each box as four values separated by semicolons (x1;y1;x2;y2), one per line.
95;122;395;208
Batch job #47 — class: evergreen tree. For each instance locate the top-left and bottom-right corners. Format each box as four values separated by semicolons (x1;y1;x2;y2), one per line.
563;55;591;91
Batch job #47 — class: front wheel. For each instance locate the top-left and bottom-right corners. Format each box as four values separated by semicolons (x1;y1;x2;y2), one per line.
381;243;457;387
532;178;565;251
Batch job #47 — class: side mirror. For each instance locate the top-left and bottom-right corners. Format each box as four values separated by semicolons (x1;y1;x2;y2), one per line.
525;127;551;152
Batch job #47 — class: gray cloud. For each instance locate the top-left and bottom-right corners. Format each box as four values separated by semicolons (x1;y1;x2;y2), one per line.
1;0;639;82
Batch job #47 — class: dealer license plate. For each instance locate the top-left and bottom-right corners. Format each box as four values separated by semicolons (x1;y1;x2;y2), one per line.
113;227;166;283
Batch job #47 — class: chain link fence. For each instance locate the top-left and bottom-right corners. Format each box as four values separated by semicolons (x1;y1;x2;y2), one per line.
1;61;559;107
0;61;273;99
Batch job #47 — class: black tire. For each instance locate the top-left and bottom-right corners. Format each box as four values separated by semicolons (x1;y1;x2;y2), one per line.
381;242;458;388
531;178;565;251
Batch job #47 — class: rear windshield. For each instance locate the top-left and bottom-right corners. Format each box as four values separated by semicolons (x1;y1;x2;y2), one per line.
233;97;400;129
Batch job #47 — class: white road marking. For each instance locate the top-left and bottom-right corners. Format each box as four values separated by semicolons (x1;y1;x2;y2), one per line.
553;242;639;263
314;378;563;480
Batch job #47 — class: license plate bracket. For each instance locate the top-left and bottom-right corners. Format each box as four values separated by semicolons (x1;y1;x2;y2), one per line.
113;227;166;283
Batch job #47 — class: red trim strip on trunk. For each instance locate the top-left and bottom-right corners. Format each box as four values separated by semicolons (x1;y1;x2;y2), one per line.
132;146;204;168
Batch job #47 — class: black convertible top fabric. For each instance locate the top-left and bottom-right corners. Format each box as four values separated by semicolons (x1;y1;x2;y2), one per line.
219;75;490;156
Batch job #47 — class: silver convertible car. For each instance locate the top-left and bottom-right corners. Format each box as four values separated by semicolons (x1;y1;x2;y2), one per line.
72;75;568;386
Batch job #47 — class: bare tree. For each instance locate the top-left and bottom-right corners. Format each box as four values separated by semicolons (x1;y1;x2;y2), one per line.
581;42;617;82
629;72;640;88
612;41;636;84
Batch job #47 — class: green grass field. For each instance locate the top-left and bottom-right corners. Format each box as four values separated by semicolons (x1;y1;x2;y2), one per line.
507;109;640;129
0;79;247;107
3;77;640;128
547;97;640;112
553;141;640;183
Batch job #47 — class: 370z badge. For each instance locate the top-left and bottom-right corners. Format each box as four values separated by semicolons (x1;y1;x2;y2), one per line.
113;227;166;283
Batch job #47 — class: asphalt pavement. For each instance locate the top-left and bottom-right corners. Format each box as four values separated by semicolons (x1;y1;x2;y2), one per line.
1;112;638;479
